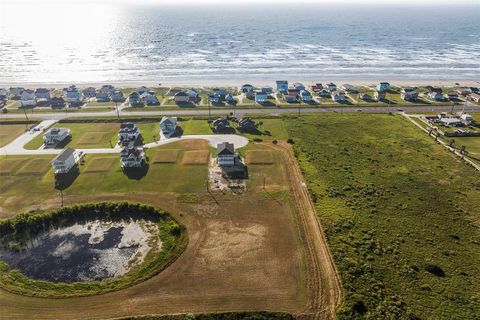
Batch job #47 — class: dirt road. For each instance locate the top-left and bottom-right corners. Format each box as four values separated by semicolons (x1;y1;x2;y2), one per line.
274;142;344;319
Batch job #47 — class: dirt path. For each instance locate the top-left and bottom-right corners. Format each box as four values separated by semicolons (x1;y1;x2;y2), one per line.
273;142;344;319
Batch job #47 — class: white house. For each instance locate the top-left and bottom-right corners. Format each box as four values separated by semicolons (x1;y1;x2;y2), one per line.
470;93;480;103
20;89;37;107
118;122;140;145
401;88;418;101
34;88;51;101
160;117;177;138
460;113;473;122
51;148;77;175
120;146;145;168
428;91;444;101
440;118;463;127
217;142;236;167
43;127;71;146
332;91;346;102
65;85;82;105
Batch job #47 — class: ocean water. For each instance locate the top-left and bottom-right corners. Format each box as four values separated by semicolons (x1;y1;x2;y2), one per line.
0;3;479;84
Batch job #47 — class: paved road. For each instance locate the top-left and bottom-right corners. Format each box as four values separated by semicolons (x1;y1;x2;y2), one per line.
0;119;249;156
2;104;480;120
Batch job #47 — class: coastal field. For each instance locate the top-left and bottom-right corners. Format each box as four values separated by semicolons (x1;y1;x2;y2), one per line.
1;112;480;319
0;137;316;319
284;113;480;319
0;124;26;147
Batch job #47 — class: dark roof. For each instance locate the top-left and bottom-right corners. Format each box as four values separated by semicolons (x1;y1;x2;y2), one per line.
174;91;188;97
53;148;75;162
120;122;135;129
217;142;235;155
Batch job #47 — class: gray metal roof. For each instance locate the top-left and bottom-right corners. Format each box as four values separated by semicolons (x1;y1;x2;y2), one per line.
52;148;75;163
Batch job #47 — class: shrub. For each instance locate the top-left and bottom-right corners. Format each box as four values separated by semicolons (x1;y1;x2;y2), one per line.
425;264;445;277
287;138;295;144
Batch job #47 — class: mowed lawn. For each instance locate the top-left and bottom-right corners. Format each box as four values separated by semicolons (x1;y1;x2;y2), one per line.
0;124;27;147
285;114;480;319
24;123;119;149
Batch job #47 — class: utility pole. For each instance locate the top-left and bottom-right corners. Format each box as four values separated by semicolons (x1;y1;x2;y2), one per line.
60;189;64;207
263;175;266;191
23;107;29;121
208;99;211;120
115;101;120;119
298;100;301;116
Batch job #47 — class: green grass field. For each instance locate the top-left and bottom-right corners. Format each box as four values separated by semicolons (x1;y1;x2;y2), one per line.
284;114;480;319
24;123;119;149
0;124;27;147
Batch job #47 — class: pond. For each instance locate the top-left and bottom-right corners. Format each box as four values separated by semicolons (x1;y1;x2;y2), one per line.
0;219;162;283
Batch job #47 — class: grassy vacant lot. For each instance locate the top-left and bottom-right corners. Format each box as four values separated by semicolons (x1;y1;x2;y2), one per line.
285;114;480;319
25;123;119;149
0;124;27;147
0;137;306;319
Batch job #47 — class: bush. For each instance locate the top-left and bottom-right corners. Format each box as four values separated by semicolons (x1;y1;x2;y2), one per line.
425;264;445;277
287;138;295;144
272;140;278;144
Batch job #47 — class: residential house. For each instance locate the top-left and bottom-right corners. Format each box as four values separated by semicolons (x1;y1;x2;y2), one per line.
318;89;330;98
238;117;257;132
401;88;419;101
100;85;116;95
293;83;306;91
50;97;66;108
0;88;7;99
261;86;273;94
326;83;337;92
174;91;189;103
128;92;144;107
312;83;323;92
276;80;288;94
241;84;254;93
209;92;222;105
255;92;268;104
359;93;371;101
186;88;199;101
82;87;96;98
217;142;237;167
118;122;140;145
120;146;146;169
426;86;442;93
284;88;298;102
445;92;459;100
141;91;159;105
34;88;51;101
213;88;228;99
96;91;111;102
65;85;82;106
428;91;444;101
212;118;231;132
374;90;386;101
111;90;124;102
160;116;177;138
9;87;25;98
300;90;313;102
341;84;358;93
51;148;78;175
332;91;346;102
20;89;37;107
470;93;480;103
440;118;463;127
225;94;236;104
43;127;71;146
136;86;149;95
460;113;474;122
470;87;479;94
376;82;390;92
456;88;471;96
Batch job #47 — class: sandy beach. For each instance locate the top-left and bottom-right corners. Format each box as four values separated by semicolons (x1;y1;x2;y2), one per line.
1;79;478;90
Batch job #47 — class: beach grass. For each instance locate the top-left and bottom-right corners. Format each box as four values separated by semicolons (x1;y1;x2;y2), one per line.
284;113;480;319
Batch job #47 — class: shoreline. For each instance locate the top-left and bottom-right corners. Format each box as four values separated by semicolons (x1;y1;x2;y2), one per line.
1;79;478;89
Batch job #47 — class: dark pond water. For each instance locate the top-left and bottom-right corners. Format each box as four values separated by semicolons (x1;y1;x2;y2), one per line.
0;220;159;283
